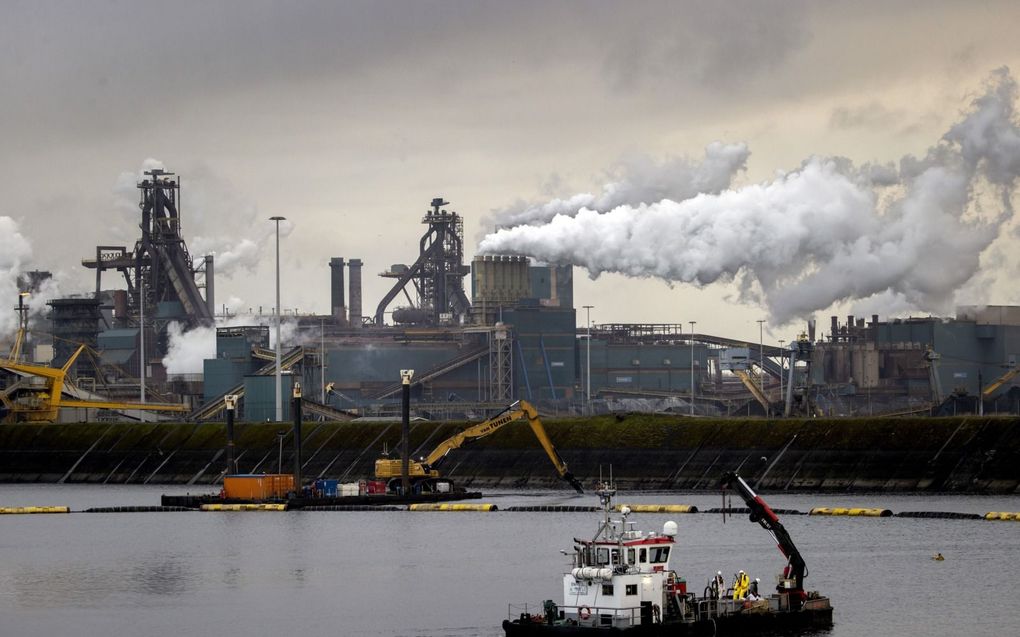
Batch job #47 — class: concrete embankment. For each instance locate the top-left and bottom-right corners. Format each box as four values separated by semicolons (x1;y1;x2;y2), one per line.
1;414;1018;492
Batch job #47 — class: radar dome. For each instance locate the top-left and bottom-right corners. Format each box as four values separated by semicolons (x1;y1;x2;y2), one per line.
663;521;678;536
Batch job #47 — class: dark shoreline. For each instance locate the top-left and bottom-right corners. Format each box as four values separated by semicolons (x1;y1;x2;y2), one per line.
2;414;1018;493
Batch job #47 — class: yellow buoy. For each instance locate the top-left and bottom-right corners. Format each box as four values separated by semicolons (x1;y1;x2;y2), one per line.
809;507;891;517
408;503;497;512
0;506;71;515
615;504;698;513
200;503;286;511
985;512;1020;521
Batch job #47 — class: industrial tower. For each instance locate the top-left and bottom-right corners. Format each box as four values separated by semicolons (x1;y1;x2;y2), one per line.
83;168;214;331
375;197;471;326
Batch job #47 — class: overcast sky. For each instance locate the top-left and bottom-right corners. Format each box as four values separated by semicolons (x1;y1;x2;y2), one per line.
3;0;1019;344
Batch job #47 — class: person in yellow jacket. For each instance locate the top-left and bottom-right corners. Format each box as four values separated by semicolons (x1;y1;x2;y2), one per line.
732;570;750;599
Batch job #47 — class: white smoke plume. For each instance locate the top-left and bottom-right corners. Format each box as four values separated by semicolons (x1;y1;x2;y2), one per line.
0;216;35;338
113;158;294;278
479;68;1020;325
162;313;307;376
486;142;750;228
190;218;294;278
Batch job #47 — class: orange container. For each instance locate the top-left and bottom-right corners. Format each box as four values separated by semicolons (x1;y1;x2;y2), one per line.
223;474;295;500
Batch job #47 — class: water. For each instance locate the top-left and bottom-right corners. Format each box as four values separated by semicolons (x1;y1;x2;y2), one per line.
2;485;1020;636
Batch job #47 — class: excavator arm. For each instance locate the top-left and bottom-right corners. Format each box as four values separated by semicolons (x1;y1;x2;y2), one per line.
518;401;584;494
406;400;583;493
721;472;807;607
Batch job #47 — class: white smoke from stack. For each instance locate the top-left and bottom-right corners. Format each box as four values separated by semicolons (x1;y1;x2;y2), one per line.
191;218;294;278
486;142;750;228
162;312;305;376
0;216;35;338
479;68;1020;325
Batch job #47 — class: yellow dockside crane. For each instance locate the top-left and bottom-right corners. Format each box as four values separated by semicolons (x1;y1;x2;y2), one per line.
1;301;188;423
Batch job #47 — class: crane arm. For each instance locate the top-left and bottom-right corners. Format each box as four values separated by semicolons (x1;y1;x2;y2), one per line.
422;400;583;493
422;402;525;468
520;401;584;494
721;472;807;601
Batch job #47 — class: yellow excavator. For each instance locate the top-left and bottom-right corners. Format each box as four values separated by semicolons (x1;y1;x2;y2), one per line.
374;399;584;494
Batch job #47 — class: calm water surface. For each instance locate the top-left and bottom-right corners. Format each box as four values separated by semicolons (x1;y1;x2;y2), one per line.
2;485;1019;636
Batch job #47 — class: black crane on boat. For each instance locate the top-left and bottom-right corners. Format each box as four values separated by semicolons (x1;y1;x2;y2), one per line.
721;472;808;610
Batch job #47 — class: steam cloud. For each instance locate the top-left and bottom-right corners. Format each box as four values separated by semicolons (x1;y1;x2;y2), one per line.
162;314;310;376
487;142;749;228
0;216;62;339
115;158;294;278
479;68;1020;324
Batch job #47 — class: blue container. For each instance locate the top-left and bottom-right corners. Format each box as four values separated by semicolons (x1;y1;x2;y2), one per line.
319;479;339;497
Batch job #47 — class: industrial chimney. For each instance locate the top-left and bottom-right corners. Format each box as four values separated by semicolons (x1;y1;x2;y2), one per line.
204;255;215;317
329;257;346;324
348;258;363;329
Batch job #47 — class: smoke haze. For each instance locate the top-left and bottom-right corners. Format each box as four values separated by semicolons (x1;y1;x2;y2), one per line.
479;69;1020;325
487;142;750;228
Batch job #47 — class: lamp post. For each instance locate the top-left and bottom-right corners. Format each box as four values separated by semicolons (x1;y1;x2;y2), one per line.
689;321;696;416
139;270;146;404
270;215;287;422
778;339;785;405
757;319;766;415
276;430;286;473
583;305;594;415
320;317;326;409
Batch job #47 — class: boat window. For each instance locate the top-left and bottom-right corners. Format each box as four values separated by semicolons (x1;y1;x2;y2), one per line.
596;548;610;565
650;547;670;563
602;584;614;596
639;548;647;563
610;549;620;565
626;584;637;596
627;548;636;564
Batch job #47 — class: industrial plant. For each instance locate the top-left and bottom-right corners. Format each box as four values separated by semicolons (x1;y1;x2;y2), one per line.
3;169;1019;424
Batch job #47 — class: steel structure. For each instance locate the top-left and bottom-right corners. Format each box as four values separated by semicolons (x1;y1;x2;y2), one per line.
83;168;213;332
375;198;471;326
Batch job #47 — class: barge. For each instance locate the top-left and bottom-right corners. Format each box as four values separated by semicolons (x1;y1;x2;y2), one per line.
503;473;832;635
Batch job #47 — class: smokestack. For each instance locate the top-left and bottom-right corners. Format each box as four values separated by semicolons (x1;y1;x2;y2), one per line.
831;316;839;342
808;319;816;342
114;290;129;327
348;258;363;329
204;255;215;317
329;257;346;323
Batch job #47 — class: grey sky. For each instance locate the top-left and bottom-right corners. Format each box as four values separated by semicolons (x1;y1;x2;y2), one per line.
3;0;1019;343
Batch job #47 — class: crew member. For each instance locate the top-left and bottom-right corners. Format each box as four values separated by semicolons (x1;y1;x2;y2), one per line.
747;578;760;600
732;570;749;599
714;571;725;599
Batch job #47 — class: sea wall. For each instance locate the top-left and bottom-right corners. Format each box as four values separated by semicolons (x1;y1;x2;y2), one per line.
1;415;1018;492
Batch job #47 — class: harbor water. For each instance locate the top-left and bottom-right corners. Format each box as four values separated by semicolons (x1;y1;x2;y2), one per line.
2;485;1019;636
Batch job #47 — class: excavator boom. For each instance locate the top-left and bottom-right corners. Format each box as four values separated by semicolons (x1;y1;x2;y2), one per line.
375;400;583;493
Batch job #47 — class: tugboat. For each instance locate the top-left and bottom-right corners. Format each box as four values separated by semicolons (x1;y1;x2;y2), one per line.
502;472;833;635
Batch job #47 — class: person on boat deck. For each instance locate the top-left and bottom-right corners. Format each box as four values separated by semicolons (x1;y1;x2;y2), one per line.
732;570;750;600
747;579;760;600
714;571;725;599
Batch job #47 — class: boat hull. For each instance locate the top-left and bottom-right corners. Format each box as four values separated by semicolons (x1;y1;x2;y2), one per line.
503;605;833;636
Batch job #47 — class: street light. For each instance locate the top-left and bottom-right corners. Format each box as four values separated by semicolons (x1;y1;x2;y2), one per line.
583;305;594;415
757;319;766;415
139;271;146;404
688;321;696;416
778;339;786;404
270;215;287;422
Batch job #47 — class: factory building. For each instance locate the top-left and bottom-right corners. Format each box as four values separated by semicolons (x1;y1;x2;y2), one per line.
9;169;1019;421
